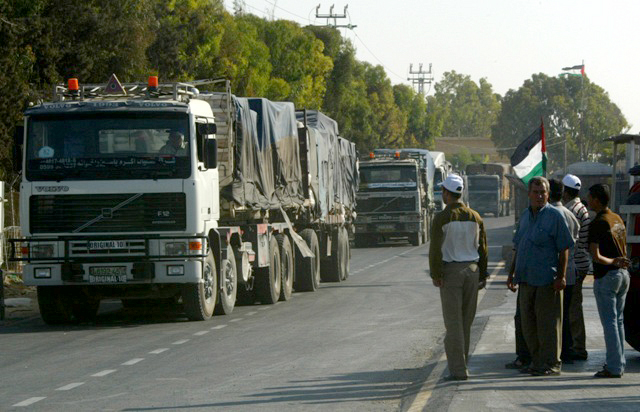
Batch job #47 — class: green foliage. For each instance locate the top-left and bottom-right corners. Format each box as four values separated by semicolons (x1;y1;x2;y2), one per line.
491;73;628;169
427;71;501;138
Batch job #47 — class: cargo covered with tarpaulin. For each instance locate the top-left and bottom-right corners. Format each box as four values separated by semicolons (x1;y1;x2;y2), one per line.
221;96;304;213
296;110;358;222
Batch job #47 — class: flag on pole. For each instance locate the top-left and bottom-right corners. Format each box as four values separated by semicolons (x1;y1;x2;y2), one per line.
510;121;547;185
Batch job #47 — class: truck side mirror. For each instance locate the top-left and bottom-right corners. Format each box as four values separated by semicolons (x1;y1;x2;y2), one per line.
13;125;24;173
197;123;217;135
204;138;217;169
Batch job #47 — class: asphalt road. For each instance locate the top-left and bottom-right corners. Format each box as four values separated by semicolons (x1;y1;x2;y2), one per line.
0;215;514;411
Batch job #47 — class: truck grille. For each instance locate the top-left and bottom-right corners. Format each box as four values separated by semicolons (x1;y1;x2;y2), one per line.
357;196;416;213
30;193;186;233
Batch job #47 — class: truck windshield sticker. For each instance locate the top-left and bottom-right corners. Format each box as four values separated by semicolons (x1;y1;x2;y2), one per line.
38;146;54;158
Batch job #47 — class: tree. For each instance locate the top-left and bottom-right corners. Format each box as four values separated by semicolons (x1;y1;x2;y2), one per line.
492;73;628;169
426;71;500;138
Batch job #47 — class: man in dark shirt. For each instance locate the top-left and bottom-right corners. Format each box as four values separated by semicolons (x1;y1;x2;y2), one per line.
587;183;630;378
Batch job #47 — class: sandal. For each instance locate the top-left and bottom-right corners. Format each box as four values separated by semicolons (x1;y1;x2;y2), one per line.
505;358;529;369
594;368;622;378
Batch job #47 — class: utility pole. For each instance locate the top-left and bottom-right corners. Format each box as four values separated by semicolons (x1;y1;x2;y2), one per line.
407;63;433;96
560;60;586;174
314;4;357;29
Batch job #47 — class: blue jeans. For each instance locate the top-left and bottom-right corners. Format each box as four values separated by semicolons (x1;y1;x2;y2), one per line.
593;269;630;375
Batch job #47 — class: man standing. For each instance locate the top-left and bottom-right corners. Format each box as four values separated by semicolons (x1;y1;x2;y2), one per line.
587;183;630;378
430;174;488;381
507;176;573;376
549;179;580;364
562;174;592;361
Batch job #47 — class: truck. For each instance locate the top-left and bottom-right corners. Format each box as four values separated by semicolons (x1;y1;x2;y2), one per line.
465;163;512;217
355;151;430;246
10;76;358;324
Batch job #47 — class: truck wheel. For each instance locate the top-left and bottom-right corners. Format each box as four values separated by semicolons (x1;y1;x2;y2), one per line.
183;250;217;321
37;286;73;325
71;293;100;323
277;234;294;301
354;234;370;248
215;245;237;315
409;232;422;246
339;227;350;281
255;235;281;304
295;228;320;292
321;228;347;282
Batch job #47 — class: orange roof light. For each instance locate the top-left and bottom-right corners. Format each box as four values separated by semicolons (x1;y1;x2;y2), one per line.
369;152;375;159
148;76;158;89
68;78;79;91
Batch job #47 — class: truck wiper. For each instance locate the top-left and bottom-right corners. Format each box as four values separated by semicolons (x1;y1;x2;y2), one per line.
370;196;400;213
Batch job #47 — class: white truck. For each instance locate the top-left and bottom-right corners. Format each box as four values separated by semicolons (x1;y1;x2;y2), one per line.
10;76;358;324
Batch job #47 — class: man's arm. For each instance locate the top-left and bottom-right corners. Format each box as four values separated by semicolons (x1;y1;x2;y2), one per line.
589;242;630;268
507;249;518;292
554;248;569;291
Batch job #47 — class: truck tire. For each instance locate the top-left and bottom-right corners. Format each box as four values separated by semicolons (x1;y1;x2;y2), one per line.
255;235;281;304
183;250;217;321
277;234;294;301
339;227;350;281
215;245;237;315
71;293;100;323
295;228;320;292
409;232;422;246
37;286;74;325
321;227;348;282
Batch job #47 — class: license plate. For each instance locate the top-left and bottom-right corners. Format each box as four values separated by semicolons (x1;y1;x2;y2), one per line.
88;240;127;250
89;266;127;283
377;224;395;231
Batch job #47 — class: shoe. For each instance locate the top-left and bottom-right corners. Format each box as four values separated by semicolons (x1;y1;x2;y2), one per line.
505;358;530;369
594;368;622;378
443;375;468;381
530;368;561;376
570;352;588;361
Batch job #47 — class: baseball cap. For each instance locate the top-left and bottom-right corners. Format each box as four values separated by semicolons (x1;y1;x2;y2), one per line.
562;174;581;190
441;174;464;194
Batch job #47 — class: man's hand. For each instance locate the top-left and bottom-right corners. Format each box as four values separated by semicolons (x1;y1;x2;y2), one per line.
432;278;443;288
507;274;517;292
554;276;566;291
478;279;487;290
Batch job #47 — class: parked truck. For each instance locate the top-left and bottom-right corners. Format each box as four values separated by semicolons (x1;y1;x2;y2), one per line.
429;151;449;212
355;151;430;246
465;163;512;217
10;76;358;324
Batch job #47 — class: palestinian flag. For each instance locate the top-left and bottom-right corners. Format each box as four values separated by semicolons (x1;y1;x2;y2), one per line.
510;121;547;185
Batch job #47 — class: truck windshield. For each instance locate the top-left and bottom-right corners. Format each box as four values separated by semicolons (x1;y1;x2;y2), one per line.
468;177;499;190
359;165;417;191
25;112;191;181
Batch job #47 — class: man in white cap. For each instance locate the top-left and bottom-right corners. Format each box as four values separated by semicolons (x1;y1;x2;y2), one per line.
562;173;592;361
430;174;488;381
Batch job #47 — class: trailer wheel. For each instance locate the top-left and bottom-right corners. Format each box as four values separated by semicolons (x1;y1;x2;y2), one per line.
277;234;294;301
183;250;217;321
215;245;237;315
321;227;348;282
339;227;350;281
295;229;320;292
255;235;281;304
37;286;74;325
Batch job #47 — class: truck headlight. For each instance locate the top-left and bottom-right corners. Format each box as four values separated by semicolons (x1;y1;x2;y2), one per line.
34;267;52;278
31;244;55;258
165;242;188;256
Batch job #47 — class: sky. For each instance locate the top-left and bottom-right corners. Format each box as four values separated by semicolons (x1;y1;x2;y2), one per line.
224;0;640;134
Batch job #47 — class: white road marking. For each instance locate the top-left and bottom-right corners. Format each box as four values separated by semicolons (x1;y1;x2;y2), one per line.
13;397;46;407
172;339;189;345
229;318;243;323
122;358;144;366
56;382;85;391
258;307;271;311
149;348;169;354
193;330;209;336
211;324;227;330
92;369;117;377
246;311;257;316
